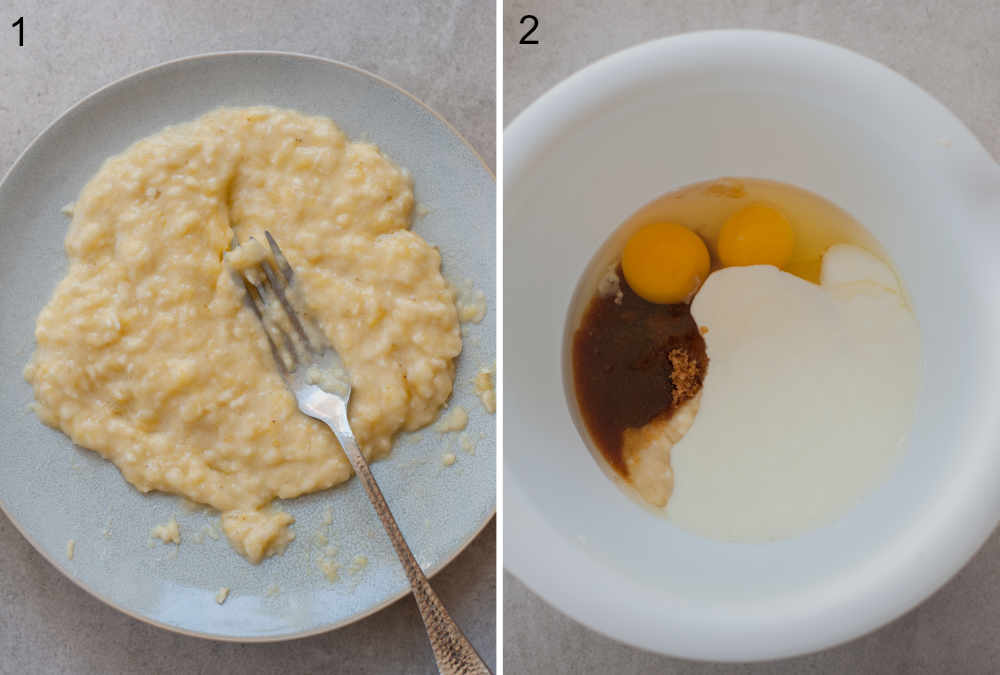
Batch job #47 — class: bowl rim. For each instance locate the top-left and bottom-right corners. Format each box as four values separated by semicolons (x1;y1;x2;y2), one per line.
0;49;495;643
503;29;1000;661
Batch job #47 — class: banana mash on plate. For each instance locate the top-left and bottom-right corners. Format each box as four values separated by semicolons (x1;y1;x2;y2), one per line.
25;107;463;562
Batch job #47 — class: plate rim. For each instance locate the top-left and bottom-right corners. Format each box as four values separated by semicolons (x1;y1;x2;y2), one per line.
0;49;496;643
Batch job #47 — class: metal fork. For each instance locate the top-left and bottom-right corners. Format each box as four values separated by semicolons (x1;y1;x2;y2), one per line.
229;231;491;675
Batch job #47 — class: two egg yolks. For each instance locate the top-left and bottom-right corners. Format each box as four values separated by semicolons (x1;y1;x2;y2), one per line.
622;204;796;304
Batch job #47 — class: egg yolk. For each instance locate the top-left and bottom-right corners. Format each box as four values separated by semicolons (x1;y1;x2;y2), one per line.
622;222;710;304
718;203;795;269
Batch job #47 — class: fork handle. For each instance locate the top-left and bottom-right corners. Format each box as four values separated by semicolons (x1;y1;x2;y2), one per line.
320;412;492;675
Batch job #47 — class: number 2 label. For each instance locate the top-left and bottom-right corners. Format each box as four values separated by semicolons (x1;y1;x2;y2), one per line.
519;15;539;45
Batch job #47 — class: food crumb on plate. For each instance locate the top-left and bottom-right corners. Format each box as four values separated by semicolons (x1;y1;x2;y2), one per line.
317;544;342;582
264;584;280;598
454;279;487;323
192;523;220;544
215;587;229;604
221;509;294;564
66;539;75;560
459;432;477;455
318;558;340;583
349;555;368;574
436;406;468;432
473;365;496;414
442;452;457;467
151;516;180;544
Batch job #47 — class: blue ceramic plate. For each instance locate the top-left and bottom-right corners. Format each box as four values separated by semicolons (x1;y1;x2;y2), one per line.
0;51;495;641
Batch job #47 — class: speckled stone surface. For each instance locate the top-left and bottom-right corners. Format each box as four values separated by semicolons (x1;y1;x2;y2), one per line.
0;2;494;674
503;1;999;673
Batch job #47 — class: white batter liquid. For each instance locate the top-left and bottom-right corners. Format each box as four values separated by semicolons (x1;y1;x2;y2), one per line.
667;245;921;540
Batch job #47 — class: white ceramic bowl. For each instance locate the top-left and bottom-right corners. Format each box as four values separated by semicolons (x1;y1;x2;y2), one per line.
504;30;1000;661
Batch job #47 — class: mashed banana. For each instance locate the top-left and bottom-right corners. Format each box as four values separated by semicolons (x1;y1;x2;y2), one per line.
622;393;700;508
24;107;462;562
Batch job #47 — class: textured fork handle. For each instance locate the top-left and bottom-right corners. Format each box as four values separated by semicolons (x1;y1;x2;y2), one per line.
318;407;492;675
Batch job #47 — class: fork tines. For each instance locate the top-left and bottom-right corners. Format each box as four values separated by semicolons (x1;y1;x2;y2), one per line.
228;231;319;375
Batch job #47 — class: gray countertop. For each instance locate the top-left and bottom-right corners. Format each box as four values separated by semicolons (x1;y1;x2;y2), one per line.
0;2;494;674
503;0;999;673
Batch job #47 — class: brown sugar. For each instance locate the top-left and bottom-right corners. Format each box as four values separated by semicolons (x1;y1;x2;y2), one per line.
572;266;708;476
669;347;704;405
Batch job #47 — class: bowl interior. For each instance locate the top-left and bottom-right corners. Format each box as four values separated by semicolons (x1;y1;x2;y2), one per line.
504;30;1000;659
